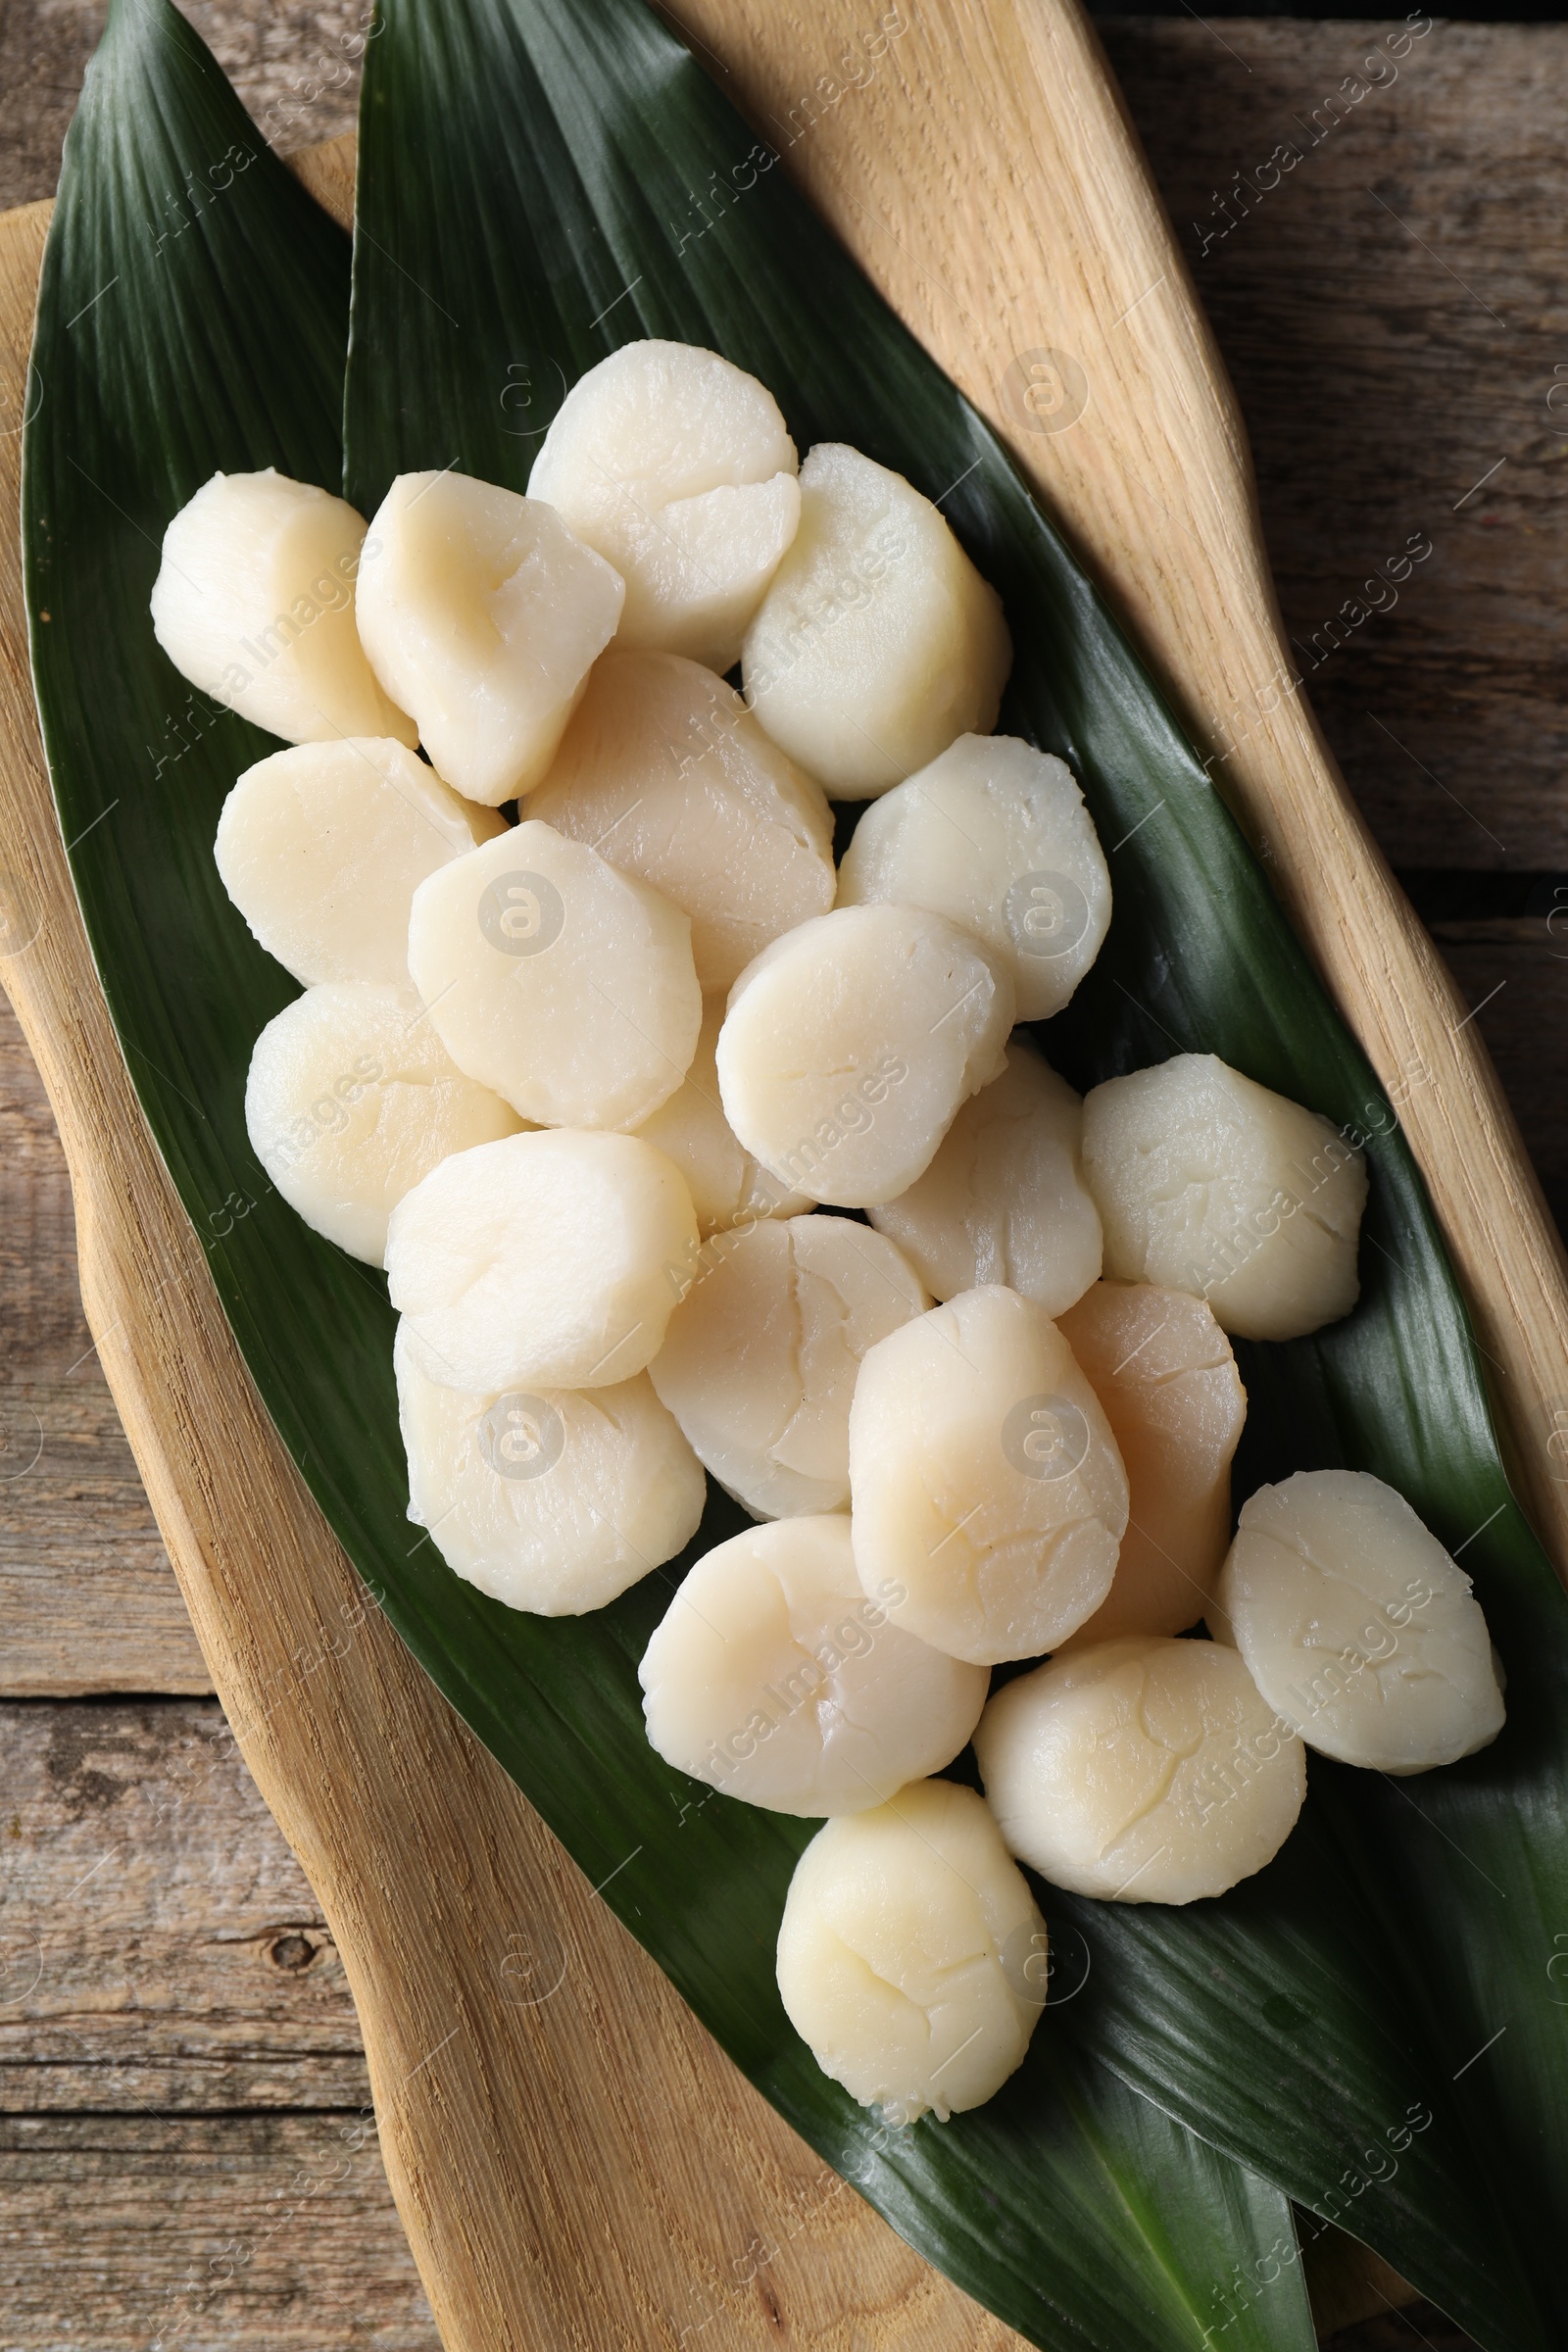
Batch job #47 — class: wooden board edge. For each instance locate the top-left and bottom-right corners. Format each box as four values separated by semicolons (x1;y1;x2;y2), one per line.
283;125;357;220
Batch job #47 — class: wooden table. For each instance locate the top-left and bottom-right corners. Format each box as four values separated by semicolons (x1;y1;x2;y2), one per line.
0;6;1550;2344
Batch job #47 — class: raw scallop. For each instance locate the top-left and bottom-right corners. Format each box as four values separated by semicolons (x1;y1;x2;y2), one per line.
526;649;834;991
639;1514;988;1815
837;733;1109;1018
356;470;623;805
397;1324;705;1616
151;469;414;746
1082;1053;1367;1341
1213;1469;1505;1773
742;443;1010;799
1055;1281;1246;1646
776;1779;1047;2124
976;1636;1305;1903
245;980;520;1265
216;736;502;989
528;339;800;671
406;820;702;1131
649;1213;929;1517
716;904;1013;1208
385;1127;698;1392
866;1041;1101;1316
848;1284;1128;1664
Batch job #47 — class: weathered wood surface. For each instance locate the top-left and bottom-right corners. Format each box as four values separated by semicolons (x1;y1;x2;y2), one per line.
0;1699;367;2113
0;0;367;216
0;1690;1446;2345
0;1696;1451;2349
0;2113;437;2348
0;1698;1446;2347
3;9;1564;2350
0;999;211;1698
1102;17;1568;876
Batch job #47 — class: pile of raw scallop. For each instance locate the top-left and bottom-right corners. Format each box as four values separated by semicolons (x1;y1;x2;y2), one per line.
153;339;1506;2132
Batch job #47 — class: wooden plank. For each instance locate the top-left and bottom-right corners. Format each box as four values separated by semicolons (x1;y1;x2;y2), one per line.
0;2110;1470;2352
1102;18;1568;874
0;1374;205;1696
0;1699;368;2111
1301;2228;1454;2346
1;997;212;1696
0;2112;437;2349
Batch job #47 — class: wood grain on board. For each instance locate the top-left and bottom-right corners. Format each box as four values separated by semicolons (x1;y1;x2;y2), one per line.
2;10;1564;2350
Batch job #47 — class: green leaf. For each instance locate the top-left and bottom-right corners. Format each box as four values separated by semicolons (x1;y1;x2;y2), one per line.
23;5;1319;2348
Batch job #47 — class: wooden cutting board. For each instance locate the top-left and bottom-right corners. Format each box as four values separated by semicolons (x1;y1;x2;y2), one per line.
1;3;1562;2344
